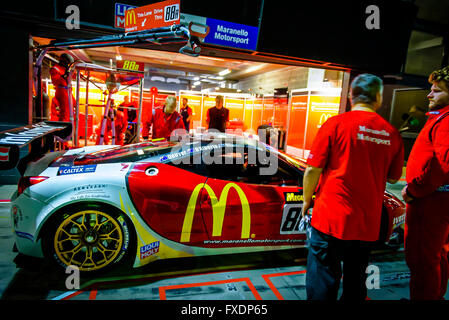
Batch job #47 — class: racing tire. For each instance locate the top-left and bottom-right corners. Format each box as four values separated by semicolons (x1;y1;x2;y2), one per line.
42;203;134;274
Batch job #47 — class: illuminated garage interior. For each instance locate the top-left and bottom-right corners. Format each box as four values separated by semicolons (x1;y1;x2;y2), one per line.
1;0;449;303
33;36;346;159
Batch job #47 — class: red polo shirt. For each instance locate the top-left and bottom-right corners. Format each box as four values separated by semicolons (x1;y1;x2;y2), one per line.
406;104;449;198
145;107;185;140
307;110;404;241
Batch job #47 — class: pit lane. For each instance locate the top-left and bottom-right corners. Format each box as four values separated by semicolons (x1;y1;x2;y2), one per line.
0;181;445;301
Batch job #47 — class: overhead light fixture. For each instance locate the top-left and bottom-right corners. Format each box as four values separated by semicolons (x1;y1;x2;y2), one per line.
193;81;201;86
218;69;231;76
246;64;264;73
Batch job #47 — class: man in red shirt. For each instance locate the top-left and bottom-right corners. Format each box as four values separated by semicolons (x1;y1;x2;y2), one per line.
401;66;449;300
142;96;185;140
302;74;404;300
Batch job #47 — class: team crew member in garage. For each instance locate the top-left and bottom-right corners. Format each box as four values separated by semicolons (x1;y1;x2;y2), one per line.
95;100;127;145
180;97;193;133
50;53;76;122
402;65;449;300
142;95;185;140
207;95;229;133
302;74;404;300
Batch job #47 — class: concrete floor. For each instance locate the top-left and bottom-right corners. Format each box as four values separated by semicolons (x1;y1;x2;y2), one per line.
0;180;447;301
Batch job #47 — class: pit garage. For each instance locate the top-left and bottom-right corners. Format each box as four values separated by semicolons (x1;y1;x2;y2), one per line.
0;0;449;307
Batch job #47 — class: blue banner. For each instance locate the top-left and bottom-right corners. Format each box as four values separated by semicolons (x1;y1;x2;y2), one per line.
204;18;259;51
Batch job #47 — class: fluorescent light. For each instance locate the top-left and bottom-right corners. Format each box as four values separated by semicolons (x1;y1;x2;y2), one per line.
218;69;231;76
246;64;264;73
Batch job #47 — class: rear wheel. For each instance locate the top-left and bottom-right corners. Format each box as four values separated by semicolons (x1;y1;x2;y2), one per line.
43;204;132;273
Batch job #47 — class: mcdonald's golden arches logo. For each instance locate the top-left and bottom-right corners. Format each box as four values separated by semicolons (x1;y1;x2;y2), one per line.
125;9;137;28
319;113;332;125
181;183;251;243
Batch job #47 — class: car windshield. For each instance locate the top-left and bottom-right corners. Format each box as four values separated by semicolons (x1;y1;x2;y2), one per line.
74;141;178;165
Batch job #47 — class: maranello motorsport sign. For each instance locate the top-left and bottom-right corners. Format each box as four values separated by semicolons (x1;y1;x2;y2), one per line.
182;13;259;51
204;18;258;51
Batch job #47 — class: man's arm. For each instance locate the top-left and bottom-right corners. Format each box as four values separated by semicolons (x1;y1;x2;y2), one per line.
302;165;323;217
405;117;449;200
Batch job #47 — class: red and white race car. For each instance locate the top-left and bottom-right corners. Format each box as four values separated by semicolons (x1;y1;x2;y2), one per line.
11;134;405;273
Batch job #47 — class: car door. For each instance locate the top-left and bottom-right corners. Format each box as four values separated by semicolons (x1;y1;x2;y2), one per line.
126;156;209;246
199;147;306;248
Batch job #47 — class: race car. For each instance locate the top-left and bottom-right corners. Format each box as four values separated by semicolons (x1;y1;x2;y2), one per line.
10;134;405;273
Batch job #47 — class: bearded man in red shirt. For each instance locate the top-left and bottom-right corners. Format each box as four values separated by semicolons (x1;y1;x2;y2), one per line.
402;66;449;300
302;73;404;300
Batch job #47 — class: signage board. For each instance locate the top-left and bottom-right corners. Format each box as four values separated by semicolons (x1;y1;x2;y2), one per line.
115;3;138;29
181;14;259;51
125;0;181;32
116;60;145;73
204;18;259;51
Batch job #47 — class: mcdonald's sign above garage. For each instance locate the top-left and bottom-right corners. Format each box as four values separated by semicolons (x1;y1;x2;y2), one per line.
124;0;180;32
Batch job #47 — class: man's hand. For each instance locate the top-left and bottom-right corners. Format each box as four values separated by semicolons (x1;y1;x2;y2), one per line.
302;201;311;218
401;185;414;203
302;166;323;217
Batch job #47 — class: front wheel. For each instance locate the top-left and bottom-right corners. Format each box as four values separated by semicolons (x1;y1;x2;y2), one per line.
43;204;132;273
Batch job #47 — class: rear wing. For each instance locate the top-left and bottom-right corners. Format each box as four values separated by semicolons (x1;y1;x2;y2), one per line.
0;121;72;184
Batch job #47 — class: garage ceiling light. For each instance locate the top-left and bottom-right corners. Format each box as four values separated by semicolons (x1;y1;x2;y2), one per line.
218;69;231;76
246;64;263;73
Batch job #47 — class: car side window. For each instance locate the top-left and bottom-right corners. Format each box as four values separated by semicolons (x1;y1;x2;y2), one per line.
206;147;301;187
165;153;208;176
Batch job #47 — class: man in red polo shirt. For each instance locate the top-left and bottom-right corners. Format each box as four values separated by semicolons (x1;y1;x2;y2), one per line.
402;65;449;300
142;96;185;140
302;73;404;300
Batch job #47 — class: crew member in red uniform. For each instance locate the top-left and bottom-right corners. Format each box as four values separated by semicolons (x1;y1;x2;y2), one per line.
302;74;404;300
402;65;449;300
142;96;185;140
95;100;128;145
50;53;76;122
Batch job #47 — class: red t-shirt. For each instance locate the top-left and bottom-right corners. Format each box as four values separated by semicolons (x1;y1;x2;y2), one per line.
307;110;404;241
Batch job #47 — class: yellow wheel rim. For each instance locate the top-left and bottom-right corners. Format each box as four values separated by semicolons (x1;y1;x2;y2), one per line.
54;210;124;272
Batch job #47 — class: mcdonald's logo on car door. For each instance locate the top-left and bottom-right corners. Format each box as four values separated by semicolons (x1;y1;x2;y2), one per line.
181;183;251;243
